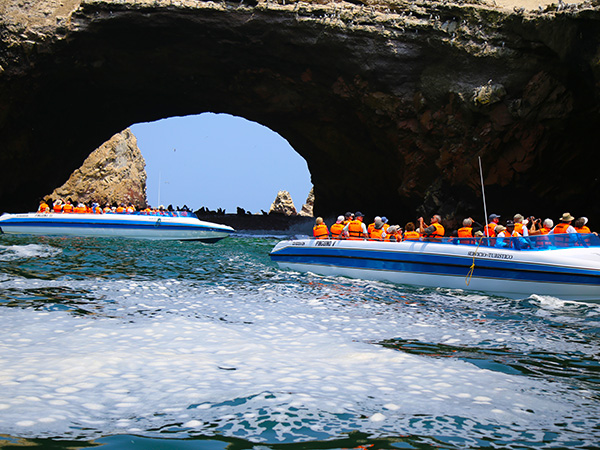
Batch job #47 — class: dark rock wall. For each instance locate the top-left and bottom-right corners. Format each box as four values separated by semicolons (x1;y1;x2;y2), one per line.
0;0;599;228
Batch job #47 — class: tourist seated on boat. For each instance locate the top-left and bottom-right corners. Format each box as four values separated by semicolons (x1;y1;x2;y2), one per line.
574;217;592;234
115;204;125;213
91;202;102;214
52;199;63;213
384;225;403;242
63;199;74;213
103;204;112;213
38;199;50;213
402;222;420;241
496;221;530;249
418;215;445;241
72;202;86;214
313;217;329;239
126;204;136;213
550;213;577;234
330;215;345;239
343;211;353;226
369;217;386;240
513;214;529;236
485;213;500;237
343;211;368;240
529;218;552;235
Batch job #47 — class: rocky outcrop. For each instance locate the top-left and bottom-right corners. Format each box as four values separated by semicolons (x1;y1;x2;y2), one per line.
298;187;314;217
0;0;599;226
47;129;147;209
269;190;297;216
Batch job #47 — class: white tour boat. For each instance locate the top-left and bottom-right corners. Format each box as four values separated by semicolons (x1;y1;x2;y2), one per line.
270;234;600;302
0;211;234;242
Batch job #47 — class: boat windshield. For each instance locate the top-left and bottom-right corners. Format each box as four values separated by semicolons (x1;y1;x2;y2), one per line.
447;233;600;250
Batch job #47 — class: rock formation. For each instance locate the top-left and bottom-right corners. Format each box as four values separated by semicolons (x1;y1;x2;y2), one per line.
298;187;314;217
47;129;148;209
269;190;297;216
0;0;599;227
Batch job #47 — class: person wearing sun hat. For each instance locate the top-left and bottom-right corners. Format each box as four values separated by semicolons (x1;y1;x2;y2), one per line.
550;212;577;234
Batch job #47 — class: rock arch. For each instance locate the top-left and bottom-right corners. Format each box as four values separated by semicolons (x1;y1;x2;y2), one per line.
1;0;599;226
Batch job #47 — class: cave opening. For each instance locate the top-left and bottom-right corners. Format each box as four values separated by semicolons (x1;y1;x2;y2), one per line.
130;113;313;215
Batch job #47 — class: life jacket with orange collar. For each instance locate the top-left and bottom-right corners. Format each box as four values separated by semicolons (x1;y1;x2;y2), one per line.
539;227;550;235
457;227;472;238
330;223;344;239
313;223;329;239
576;226;591;234
116;206;125;213
553;223;571;234
52;203;63;213
347;220;366;240
385;229;402;242
63;203;73;213
38;202;50;213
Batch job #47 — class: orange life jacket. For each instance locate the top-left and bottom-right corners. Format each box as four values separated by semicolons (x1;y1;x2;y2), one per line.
53;204;63;213
539;227;550;235
93;206;102;214
347;220;365;240
63;203;73;213
74;205;86;214
313;223;329;239
576;226;591;234
484;223;497;237
385;229;402;242
367;223;375;235
330;223;344;239
427;222;445;240
457;227;472;238
514;223;526;235
116;206;125;213
553;223;571;234
403;231;420;241
369;228;385;241
38;203;50;213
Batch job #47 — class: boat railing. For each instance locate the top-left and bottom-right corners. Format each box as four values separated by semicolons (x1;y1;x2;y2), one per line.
446;233;600;250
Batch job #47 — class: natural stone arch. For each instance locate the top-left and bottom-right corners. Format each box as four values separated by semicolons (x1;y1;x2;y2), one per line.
1;0;599;226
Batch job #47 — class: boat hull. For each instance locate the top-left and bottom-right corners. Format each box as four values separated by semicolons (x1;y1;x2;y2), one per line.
0;213;234;242
270;239;600;302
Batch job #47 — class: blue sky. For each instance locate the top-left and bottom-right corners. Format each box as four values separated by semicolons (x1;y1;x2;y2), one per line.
130;113;313;213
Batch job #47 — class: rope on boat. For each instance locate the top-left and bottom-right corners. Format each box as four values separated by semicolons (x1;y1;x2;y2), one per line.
465;237;485;286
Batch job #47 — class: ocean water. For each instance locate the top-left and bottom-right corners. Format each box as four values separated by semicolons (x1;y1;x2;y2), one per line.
0;233;598;450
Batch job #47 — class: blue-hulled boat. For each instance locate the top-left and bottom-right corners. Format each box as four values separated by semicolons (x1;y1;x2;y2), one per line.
270;234;600;302
0;211;234;242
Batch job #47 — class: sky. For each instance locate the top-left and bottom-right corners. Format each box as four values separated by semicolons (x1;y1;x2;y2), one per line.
130;113;313;214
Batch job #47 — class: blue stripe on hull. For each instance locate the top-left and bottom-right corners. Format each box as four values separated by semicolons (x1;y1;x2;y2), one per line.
2;219;231;234
270;247;600;286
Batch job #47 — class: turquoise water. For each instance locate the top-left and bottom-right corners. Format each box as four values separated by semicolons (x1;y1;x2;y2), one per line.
0;233;598;449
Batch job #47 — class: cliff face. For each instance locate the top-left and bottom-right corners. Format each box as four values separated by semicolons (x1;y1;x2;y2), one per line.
0;0;599;226
47;128;148;209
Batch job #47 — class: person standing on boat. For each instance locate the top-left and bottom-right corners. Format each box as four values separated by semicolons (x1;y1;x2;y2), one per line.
418;214;445;241
313;217;329;240
344;211;368;240
485;214;501;237
550;213;577;234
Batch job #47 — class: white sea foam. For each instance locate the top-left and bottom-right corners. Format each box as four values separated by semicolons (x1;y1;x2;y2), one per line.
0;275;597;445
0;244;61;261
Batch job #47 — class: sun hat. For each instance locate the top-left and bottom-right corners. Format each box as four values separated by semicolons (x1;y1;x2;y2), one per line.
495;225;506;233
337;215;344;223
514;214;524;221
560;212;574;222
489;214;500;220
